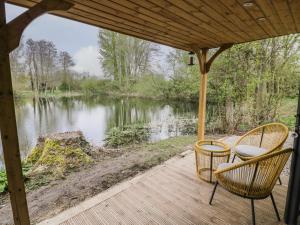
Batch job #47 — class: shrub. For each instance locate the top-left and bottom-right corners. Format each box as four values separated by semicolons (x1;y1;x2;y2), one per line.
180;120;197;135
105;124;150;147
0;170;8;193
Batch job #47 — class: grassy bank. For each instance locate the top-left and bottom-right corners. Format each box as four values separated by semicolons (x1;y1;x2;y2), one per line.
14;90;84;99
278;97;298;129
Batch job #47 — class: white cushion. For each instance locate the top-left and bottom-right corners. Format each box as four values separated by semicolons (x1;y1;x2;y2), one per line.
201;144;224;152
235;144;267;157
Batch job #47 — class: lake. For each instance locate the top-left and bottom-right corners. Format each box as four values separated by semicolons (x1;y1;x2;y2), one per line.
0;96;207;169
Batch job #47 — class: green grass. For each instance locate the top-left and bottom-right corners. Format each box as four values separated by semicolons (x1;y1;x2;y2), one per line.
126;135;197;169
278;97;298;117
278;97;298;129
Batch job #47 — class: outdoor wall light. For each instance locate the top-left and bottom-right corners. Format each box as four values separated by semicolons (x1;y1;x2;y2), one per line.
257;17;266;22
188;51;195;66
243;1;254;7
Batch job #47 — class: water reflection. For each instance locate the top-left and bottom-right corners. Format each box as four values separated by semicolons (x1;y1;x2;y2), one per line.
0;96;205;168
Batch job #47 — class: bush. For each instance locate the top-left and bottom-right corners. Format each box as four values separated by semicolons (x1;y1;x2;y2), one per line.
132;74;167;98
0;165;32;194
105;124;150;147
0;170;8;193
180;120;197;135
80;78;119;95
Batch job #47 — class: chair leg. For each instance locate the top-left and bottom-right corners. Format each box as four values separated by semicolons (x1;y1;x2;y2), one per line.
251;199;256;225
270;193;281;221
278;177;282;185
231;154;236;163
209;182;218;205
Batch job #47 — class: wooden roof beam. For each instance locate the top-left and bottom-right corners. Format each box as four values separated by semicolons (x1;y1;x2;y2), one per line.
0;1;73;224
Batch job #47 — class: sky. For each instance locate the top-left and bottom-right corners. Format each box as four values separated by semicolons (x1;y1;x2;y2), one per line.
5;3;174;77
5;3;101;76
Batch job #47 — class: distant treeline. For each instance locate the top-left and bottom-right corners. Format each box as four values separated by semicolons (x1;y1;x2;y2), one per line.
10;32;300;131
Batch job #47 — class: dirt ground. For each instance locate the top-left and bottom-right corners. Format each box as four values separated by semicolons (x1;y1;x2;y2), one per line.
0;135;205;225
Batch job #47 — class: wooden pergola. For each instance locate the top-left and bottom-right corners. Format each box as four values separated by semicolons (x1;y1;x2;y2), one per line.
0;0;299;224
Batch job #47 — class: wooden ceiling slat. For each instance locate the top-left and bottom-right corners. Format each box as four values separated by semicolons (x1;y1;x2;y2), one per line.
122;0;223;46
69;8;187;45
6;0;300;51
214;0;263;40
255;0;288;36
74;0;217;47
92;0;217;44
67;9;191;49
72;3;192;46
145;0;235;43
166;0;244;43
236;0;278;37
220;0;268;39
288;0;300;33
7;0;190;50
62;11;190;51
271;0;297;34
184;0;251;41
132;0;229;44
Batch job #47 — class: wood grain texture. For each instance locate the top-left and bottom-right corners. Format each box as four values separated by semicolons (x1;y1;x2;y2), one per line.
0;3;30;224
6;0;300;50
38;150;288;225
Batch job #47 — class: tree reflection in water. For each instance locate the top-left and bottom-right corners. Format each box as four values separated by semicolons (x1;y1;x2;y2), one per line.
0;96;222;169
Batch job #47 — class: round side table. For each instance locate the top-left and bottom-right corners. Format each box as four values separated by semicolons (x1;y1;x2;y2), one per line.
194;140;230;183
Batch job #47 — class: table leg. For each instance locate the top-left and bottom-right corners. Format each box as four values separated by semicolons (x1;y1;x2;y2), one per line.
210;152;213;183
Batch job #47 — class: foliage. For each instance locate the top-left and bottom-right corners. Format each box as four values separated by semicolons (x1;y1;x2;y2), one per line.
163;35;300;132
180;120;198;135
98;30;159;90
0;170;8;193
105;124;150;147
0;163;34;194
80;77;120;95
131;74;167;98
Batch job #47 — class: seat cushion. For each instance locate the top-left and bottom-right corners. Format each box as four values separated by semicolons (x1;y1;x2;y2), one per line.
235;144;267;157
201;144;224;152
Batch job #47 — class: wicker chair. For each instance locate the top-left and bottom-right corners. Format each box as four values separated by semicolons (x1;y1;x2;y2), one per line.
232;123;289;162
209;148;293;225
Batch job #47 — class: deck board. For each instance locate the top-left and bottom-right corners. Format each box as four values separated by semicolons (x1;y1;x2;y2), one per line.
39;150;287;225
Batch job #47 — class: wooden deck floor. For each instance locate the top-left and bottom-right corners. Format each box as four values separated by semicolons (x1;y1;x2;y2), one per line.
38;149;288;225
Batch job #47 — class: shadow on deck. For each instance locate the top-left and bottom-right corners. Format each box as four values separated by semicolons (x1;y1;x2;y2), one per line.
38;147;288;225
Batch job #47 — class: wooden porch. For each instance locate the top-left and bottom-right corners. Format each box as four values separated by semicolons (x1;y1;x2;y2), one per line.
38;147;288;225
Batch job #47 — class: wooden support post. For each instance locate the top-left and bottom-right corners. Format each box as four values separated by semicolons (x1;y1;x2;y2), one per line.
0;3;30;224
196;48;208;141
194;44;232;141
0;1;73;224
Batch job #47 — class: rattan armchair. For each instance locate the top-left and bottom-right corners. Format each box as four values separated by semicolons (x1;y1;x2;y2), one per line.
209;148;293;225
232;123;289;162
232;122;289;185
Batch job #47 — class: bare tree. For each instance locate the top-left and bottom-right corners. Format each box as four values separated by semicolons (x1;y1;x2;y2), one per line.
25;39;58;93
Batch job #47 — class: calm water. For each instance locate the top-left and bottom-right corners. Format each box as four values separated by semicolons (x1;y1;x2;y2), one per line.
0;96;207;169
